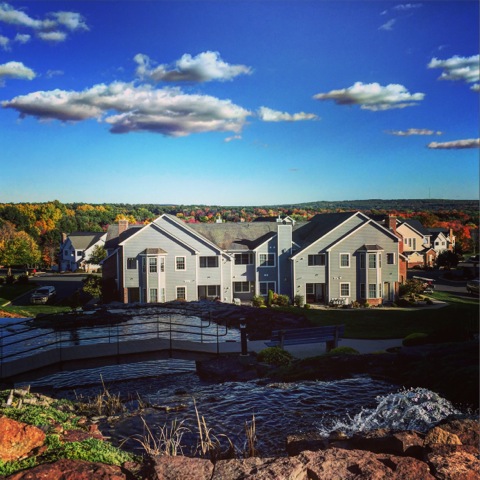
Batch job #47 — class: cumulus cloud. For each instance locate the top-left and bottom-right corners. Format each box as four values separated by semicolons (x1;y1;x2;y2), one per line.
0;2;88;43
313;82;424;111
14;33;30;44
428;55;480;84
386;128;442;136
379;19;396;31
134;51;252;83
2;82;251;136
0;61;36;83
257;106;318;122
471;83;480;92
428;139;480;149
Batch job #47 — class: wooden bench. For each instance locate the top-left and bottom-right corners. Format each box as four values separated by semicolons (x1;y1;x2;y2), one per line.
265;325;345;352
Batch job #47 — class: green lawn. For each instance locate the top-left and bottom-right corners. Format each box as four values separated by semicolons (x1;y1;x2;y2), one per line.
0;283;36;305
291;292;479;339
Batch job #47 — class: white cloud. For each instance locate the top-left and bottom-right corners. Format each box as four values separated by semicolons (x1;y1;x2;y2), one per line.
0;2;88;44
379;19;396;31
0;34;9;50
37;31;67;43
393;3;423;11
428;139;480;149
45;69;64;78
428;55;480;84
313;82;424;111
134;51;252;83
257;106;318;122
224;135;242;142
386;128;442;136
471;83;480;92
14;33;30;44
2;82;251;136
0;61;36;82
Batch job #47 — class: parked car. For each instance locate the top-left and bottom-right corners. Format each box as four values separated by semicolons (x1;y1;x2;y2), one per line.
30;286;56;304
466;279;479;295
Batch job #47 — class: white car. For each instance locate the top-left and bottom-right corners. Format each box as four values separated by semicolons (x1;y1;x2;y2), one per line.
30;286;56;304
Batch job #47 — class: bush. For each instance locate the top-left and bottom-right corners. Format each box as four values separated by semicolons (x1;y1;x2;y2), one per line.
267;289;274;307
325;346;359;356
0;277;4;285
6;275;15;284
294;295;304;307
274;294;290;307
252;295;265;307
402;332;429;346
17;274;29;284
304;303;311;309
257;346;293;367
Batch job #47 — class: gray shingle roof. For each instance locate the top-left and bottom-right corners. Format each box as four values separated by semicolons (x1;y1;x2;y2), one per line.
68;232;105;250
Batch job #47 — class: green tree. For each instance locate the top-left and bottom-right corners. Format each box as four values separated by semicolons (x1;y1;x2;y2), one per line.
82;275;102;299
0;222;41;274
436;250;461;270
87;245;107;266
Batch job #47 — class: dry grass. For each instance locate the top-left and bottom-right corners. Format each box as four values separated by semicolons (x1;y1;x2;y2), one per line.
75;376;125;417
244;414;257;458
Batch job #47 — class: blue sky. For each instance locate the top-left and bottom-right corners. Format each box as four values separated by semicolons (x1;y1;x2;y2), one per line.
0;1;478;206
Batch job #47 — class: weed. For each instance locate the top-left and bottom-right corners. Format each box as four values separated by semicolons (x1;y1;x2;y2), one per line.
244;414;257;458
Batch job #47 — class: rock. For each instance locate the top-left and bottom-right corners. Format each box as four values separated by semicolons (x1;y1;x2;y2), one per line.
212;456;305;480
427;445;480;480
286;432;328;456
299;448;434;479
350;429;425;457
5;458;130;480
0;417;46;462
436;417;480;447
147;455;214;480
424;426;462;446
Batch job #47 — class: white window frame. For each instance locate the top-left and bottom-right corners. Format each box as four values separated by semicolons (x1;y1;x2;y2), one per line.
233;281;251;293
175;256;186;271
259;253;275;267
234;253;253;265
368;283;377;298
368;253;377;269
340;282;350;297
199;256;218;268
176;286;186;300
259;281;276;296
149;288;158;303
386;253;395;265
149;257;157;273
340;253;350;268
308;254;325;266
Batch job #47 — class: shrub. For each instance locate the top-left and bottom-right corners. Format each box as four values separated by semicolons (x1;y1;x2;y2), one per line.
252;295;264;307
274;294;290;307
304;303;311;309
257;346;293;367
402;332;429;346
267;289;274;307
399;279;425;296
294;295;304;307
325;346;359;356
17;274;29;284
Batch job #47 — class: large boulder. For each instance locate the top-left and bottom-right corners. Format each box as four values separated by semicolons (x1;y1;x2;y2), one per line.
146;455;214;480
0;417;45;462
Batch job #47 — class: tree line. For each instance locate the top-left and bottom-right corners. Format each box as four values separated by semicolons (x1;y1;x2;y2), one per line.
0;200;478;270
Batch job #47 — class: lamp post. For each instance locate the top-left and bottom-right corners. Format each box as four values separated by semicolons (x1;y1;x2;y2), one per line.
240;319;248;356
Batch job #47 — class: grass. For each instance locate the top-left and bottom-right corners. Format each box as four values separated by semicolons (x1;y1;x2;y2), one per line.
0;283;36;305
285;291;479;339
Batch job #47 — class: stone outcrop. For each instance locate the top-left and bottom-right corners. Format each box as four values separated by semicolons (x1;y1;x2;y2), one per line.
0;417;45;462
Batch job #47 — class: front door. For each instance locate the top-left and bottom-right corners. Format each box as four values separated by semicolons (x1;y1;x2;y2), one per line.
306;283;325;304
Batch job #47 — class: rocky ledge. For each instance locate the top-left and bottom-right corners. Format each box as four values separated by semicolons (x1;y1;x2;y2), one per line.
1;390;478;480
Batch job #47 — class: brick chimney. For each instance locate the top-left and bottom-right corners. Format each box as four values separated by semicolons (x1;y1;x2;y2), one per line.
387;215;397;234
118;219;129;235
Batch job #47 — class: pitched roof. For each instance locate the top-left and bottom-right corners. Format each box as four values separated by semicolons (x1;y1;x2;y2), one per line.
68;232;105;250
105;224;143;250
399;219;430;236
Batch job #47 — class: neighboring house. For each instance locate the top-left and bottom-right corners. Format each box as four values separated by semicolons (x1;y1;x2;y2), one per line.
59;232;107;272
396;219;433;268
103;212;403;306
428;228;456;253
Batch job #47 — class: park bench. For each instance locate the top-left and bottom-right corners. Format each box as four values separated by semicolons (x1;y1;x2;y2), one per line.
265;324;345;352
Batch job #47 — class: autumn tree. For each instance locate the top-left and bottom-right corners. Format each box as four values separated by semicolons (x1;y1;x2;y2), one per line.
86;245;107;266
0;222;41;275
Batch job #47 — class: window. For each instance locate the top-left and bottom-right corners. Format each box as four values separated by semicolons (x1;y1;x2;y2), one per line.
360;254;365;269
360;283;366;298
378;283;382;298
413;238;417;249
308;254;325;266
76;250;83;257
149;257;157;273
176;286;186;300
234;281;251;293
340;253;350;268
368;253;377;269
207;285;220;297
127;257;137;269
387;253;395;265
340;283;350;297
235;253;253;265
176;257;186;270
149;288;157;303
200;256;218;268
259;282;276;296
160;258;165;272
369;284;377;298
259;253;275;267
